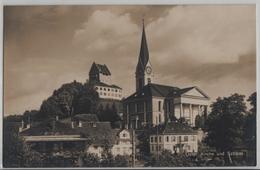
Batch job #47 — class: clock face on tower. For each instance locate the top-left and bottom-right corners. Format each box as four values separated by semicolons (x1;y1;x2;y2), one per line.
146;66;152;74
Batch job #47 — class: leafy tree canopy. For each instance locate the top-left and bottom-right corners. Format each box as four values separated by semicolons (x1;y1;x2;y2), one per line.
204;93;247;165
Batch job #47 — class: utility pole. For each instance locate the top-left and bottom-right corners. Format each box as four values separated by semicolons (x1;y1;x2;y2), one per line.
156;117;159;161
132;129;136;167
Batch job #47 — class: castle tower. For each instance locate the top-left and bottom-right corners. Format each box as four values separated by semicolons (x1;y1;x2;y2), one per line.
135;20;153;92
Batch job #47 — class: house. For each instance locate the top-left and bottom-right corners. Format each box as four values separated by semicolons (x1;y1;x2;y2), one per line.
123;20;210;129
149;121;198;154
19;114;133;157
111;129;133;156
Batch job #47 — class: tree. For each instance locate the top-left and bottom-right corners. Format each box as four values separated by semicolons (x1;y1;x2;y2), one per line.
80;153;100;167
204;93;246;165
3;118;44;167
137;128;150;157
146;150;196;167
244;92;256;165
178;117;188;125
113;155;129;167
195;115;205;129
3;122;25;167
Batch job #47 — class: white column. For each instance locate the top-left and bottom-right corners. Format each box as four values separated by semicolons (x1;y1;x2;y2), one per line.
189;104;192;126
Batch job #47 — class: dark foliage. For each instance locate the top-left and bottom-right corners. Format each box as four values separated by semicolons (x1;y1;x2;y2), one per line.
97;102;121;128
204;93;247;165
21;81;99;122
243;92;256;165
195;115;205;129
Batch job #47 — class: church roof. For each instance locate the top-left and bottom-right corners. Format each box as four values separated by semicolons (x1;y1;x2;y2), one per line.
89;62;111;76
124;83;210;101
124;83;180;101
136;20;149;74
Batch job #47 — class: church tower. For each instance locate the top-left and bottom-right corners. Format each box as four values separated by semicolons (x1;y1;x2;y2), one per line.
135;20;153;92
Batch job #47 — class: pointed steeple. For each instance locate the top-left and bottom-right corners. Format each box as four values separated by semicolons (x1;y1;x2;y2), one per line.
136;19;149;73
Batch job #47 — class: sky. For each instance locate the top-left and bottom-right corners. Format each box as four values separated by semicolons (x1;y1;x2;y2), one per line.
4;5;256;115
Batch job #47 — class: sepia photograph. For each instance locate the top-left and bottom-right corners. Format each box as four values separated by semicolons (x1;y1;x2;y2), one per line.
2;2;258;168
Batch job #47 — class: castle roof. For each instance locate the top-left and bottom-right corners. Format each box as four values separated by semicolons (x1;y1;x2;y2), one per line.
89;62;111;76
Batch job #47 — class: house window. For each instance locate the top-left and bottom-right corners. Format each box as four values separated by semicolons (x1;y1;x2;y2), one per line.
184;136;188;142
155;137;157;142
151;137;153;143
159;114;161;123
100;87;102;90
166;136;169;142
158;145;161;151
108;88;110;91
104;88;106;91
192;135;196;141
151;145;154;151
115;89;118;92
172;136;176;142
137;103;144;113
123;133;126;137
104;93;106;96
158;101;161;111
159;136;161;142
178;136;181;142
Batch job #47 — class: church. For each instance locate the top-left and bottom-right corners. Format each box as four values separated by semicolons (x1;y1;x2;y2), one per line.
123;21;210;129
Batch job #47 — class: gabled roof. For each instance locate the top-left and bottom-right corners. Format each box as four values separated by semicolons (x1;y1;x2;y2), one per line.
175;86;210;99
72;114;98;122
150;121;197;135
124;83;180;101
19;118;121;146
89;62;111;76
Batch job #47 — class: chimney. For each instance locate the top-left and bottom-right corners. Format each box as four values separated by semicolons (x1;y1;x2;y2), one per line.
79;121;82;127
21;120;24;129
19;120;26;132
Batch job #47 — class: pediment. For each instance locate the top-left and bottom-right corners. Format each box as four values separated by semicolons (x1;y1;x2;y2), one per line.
181;87;209;99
